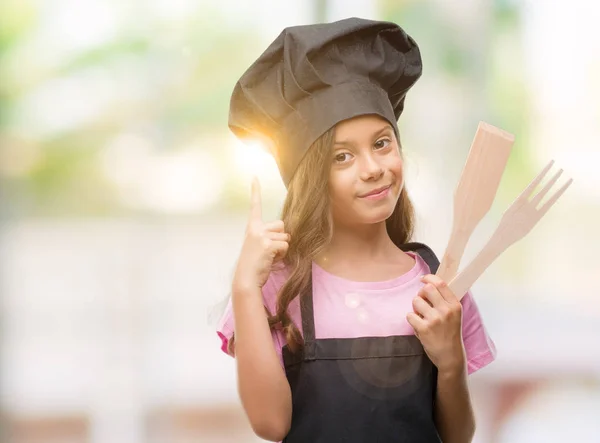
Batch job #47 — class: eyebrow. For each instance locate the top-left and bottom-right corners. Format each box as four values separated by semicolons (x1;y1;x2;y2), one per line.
334;124;393;146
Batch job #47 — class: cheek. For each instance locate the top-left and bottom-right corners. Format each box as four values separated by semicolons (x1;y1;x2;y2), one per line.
385;153;404;176
329;173;356;211
386;154;405;196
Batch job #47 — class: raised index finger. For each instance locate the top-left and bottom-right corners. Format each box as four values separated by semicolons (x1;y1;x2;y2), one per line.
249;176;262;222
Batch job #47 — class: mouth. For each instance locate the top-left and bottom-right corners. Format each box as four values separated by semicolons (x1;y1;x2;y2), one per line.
359;184;392;198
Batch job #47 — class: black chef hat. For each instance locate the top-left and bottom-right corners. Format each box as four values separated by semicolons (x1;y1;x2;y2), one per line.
229;17;422;186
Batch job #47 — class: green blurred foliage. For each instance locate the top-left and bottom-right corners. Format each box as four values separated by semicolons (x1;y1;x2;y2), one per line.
0;3;263;216
0;0;38;120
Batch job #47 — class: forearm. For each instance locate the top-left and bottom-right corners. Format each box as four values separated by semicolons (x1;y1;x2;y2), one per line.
232;284;292;440
434;363;476;443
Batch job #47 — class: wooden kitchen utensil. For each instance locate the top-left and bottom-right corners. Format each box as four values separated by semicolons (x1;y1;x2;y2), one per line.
436;122;515;282
449;159;573;300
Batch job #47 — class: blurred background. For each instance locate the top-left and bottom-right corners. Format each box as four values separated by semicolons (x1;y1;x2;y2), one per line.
0;0;599;442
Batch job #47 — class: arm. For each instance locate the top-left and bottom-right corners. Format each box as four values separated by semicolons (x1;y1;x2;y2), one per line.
232;282;292;441
407;274;481;443
434;362;476;443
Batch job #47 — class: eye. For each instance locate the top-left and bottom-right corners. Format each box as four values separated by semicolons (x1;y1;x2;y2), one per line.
334;152;352;163
374;138;392;150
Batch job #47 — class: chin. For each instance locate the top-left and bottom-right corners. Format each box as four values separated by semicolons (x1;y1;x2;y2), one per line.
360;189;401;222
358;204;396;224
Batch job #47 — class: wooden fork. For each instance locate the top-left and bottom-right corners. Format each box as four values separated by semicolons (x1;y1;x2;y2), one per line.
449;159;573;300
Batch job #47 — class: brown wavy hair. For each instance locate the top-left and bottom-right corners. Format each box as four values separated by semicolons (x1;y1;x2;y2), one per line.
228;123;415;355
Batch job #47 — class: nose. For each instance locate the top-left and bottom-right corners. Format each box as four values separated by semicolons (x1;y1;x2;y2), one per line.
359;151;384;181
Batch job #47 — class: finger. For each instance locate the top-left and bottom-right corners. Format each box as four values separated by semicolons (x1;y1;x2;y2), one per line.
267;232;290;242
419;281;446;308
249;177;262;222
412;294;436;320
416;287;434;307
264;220;285;233
406;312;426;334
421;274;458;305
271;240;289;262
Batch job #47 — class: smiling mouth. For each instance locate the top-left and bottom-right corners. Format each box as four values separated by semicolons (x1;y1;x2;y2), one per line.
359;184;391;198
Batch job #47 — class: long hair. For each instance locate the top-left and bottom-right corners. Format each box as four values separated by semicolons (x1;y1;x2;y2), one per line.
228;124;416;354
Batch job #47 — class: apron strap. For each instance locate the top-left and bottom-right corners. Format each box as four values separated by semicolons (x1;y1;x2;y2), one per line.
400;242;440;274
300;279;317;360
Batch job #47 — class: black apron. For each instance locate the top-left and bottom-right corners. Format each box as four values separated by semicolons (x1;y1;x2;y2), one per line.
281;243;443;443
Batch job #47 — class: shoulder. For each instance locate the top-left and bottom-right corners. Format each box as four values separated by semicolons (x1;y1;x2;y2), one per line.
215;264;292;357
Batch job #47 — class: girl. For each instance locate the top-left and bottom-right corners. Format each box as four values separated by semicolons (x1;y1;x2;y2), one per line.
216;17;496;443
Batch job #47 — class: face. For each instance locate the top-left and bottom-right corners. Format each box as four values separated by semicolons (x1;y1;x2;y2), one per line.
329;114;404;227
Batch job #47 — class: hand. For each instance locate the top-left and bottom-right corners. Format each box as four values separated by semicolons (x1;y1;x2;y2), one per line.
406;274;466;375
232;177;290;291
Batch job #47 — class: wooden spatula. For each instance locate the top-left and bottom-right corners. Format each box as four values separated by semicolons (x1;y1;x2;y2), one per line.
449;159;573;300
436;122;514;282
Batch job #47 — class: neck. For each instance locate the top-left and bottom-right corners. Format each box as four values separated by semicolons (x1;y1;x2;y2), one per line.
319;221;398;265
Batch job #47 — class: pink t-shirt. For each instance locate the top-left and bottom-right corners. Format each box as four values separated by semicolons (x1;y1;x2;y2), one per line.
217;251;497;375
